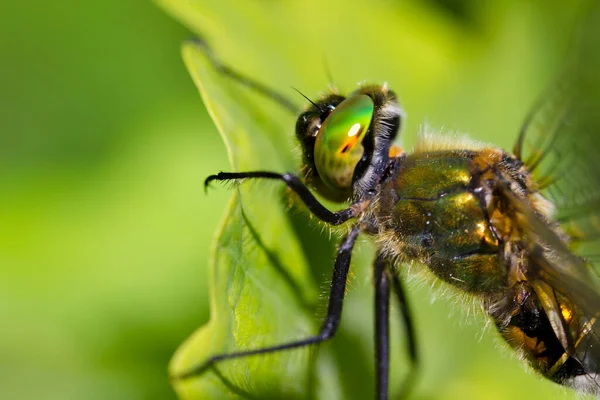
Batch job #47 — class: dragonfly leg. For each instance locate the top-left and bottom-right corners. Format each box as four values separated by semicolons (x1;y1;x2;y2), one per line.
390;267;419;399
173;223;362;381
374;254;391;400
205;171;370;225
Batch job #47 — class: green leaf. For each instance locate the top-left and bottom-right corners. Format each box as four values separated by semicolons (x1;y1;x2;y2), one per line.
157;1;587;399
168;38;337;399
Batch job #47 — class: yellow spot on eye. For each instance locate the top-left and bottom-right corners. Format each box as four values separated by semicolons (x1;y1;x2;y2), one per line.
347;123;361;137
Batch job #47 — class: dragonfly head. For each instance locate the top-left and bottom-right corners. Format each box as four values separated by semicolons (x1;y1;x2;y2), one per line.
295;85;403;202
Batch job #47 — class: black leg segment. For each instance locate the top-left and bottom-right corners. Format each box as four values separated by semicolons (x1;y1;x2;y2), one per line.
391;271;419;399
205;171;369;225
374;254;391;400
173;223;362;381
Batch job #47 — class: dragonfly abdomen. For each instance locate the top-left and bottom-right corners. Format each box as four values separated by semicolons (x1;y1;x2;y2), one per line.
490;278;597;390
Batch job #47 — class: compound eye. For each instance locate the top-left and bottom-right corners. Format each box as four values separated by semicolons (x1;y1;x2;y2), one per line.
314;94;374;190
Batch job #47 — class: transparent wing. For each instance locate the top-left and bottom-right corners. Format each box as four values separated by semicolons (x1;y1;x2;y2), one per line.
513;2;600;264
508;4;600;384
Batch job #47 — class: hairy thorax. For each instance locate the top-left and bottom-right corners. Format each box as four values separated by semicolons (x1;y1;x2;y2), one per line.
371;146;517;294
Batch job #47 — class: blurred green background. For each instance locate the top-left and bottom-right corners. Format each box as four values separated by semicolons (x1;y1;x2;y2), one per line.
0;0;593;399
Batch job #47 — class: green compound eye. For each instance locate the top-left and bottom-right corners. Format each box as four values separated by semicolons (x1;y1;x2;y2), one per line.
314;94;374;190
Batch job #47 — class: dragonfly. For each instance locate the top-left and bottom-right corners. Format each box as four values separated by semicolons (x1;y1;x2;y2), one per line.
172;8;600;399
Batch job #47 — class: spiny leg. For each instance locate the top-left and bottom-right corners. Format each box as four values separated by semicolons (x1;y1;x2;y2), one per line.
186;38;298;113
374;254;391;400
173;223;362;380
390;270;419;399
205;171;370;225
